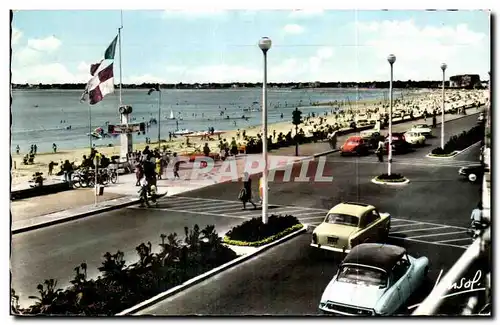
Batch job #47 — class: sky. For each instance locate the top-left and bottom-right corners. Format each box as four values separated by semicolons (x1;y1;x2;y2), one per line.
10;9;491;84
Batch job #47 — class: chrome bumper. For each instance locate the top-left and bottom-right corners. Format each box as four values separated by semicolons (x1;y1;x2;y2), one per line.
310;243;350;253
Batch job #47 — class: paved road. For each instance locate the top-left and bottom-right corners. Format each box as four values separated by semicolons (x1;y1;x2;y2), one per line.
10;113;481;309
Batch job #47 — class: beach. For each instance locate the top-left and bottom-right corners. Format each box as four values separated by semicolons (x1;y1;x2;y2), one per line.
10;88;486;187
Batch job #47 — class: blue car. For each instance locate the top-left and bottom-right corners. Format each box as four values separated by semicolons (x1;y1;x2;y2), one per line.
319;243;429;316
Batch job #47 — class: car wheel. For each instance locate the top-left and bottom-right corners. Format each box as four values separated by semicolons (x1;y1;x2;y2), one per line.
469;173;477;182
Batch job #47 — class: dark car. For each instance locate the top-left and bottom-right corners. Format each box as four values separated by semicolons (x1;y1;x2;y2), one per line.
340;136;370;156
384;133;412;154
458;163;485;183
361;131;385;149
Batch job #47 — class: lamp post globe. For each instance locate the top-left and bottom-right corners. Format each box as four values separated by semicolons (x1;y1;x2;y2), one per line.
387;54;396;65
441;63;447;71
259;37;272;52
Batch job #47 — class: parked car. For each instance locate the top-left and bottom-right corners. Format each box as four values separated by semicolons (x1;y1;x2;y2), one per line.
384;133;412;154
361;131;385;149
318;243;430;316
340;136;370;156
409;124;433;137
404;131;426;146
458;163;485;183
311;202;391;254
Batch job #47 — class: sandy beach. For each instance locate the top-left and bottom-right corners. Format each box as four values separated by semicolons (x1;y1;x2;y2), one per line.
11;88;486;187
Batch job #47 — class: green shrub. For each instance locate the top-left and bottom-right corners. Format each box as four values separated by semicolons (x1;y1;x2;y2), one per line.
224;223;304;247
376;173;406;182
431;125;484;154
12;224;237;316
225;214;301;243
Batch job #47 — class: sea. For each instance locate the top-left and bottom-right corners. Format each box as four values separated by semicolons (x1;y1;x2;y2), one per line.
10;88;406;154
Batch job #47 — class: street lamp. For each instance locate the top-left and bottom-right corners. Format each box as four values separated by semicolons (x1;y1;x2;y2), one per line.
147;84;162;150
387;54;396;176
440;63;447;149
259;37;271;225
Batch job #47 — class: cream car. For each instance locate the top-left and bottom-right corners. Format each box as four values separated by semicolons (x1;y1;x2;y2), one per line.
404;131;426;146
311;202;391;254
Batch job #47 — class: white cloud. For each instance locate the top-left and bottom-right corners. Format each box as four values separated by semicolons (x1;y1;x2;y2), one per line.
15;47;42;65
12;27;22;45
283;24;304;34
12;63;89;84
27;35;61;52
288;9;324;19
316;47;334;59
355;19;488;80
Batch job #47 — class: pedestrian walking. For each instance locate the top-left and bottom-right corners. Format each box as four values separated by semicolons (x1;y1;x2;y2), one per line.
239;172;257;210
62;159;73;187
53;143;57;153
376;140;384;162
172;153;180;179
34;144;37;155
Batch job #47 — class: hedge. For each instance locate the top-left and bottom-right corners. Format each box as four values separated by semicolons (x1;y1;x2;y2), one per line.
431;125;484;155
224;214;301;244
223;223;304;247
375;173;407;183
12;224;237;316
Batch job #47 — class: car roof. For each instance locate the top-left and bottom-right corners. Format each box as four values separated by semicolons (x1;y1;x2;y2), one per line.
347;136;362;140
329;202;374;218
342;243;406;273
414;124;429;127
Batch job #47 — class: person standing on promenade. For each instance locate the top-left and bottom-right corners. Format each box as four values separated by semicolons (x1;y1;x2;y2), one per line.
34;144;37;155
230;137;238;157
239;172;257;210
15;145;20;154
172;152;181;179
62;159;73;187
376;140;384;162
52;143;57;153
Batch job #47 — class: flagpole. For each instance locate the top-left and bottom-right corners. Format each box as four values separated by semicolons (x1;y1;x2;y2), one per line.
89;103;93;150
118;10;123;106
158;85;161;151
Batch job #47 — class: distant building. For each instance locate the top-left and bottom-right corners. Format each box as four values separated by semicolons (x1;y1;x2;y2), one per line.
449;74;481;89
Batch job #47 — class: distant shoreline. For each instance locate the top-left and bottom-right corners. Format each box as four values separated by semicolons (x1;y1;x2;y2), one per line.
11;80;481;91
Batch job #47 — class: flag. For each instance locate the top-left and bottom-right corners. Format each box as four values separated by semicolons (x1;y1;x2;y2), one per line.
104;35;118;60
147;83;161;95
80;34;118;104
81;62;115;105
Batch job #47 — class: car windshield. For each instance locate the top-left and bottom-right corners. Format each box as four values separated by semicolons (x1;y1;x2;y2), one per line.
337;265;387;287
325;213;359;227
415;124;428;128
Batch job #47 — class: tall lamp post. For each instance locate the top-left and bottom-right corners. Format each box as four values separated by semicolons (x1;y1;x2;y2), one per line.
440;63;447;149
147;84;162;150
157;85;162;151
387;54;396;176
259;37;271;225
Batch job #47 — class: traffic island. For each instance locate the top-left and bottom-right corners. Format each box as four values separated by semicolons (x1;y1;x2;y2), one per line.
427;125;484;159
223;215;304;247
371;173;410;186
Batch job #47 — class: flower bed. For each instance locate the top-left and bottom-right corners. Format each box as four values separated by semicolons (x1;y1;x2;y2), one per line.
12;225;237;316
430;125;484;155
375;173;407;183
223;214;302;247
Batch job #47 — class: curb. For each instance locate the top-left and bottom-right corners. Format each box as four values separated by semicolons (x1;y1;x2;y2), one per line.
426;140;482;159
426;151;459;159
11;193;167;235
371;177;410;186
116;225;307;315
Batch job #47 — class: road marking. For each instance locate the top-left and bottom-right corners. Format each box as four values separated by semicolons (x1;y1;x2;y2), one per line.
388;236;468;250
406;231;468;239
149;196;473;249
435;238;473;243
390;226;449;234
